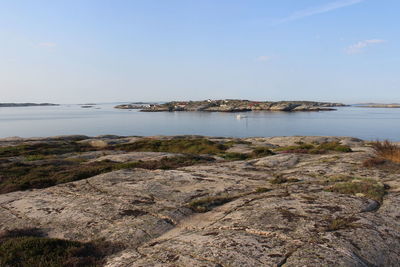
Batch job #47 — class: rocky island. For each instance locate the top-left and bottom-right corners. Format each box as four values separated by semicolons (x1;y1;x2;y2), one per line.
0;134;399;266
0;103;58;107
356;103;400;108
115;99;347;112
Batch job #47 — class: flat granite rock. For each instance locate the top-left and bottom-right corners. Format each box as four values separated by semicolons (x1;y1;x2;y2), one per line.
0;136;399;266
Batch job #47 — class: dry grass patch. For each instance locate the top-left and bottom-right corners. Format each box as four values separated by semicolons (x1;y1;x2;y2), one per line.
270;175;300;184
325;217;359;232
371;140;400;164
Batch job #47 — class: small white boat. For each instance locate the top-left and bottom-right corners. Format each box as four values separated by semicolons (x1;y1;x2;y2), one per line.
236;114;247;119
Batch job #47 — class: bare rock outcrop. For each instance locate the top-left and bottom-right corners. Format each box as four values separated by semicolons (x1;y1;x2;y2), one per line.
0;136;399;266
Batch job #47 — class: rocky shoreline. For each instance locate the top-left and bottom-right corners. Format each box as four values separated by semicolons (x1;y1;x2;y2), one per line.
0;135;399;266
115;100;347;112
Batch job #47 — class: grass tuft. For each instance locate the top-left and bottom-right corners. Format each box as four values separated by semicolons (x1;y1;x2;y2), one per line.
371;140;400;164
270;175;300;184
325;217;359;232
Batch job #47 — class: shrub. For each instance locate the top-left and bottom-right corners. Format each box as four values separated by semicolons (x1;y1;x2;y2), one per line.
371;140;400;164
362;157;386;168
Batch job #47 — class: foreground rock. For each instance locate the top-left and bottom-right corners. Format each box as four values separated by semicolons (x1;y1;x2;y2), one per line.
115;100;347;112
0;135;399;266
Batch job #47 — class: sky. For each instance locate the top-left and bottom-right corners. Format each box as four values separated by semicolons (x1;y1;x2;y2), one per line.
0;0;399;104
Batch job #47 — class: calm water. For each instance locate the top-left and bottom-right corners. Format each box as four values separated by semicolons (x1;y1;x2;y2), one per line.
0;104;399;141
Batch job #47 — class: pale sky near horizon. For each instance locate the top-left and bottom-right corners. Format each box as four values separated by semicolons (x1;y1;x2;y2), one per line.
0;0;399;104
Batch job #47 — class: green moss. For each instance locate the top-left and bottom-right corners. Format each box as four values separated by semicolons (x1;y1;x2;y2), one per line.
317;142;352;153
275;142;352;154
115;138;227;155
25;155;48;161
322;175;355;184
0;228;122;267
326;178;386;202
220;147;274;161
223;140;252;147
250;147;274;158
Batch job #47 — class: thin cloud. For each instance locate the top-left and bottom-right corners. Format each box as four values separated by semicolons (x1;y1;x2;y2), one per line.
346;39;386;54
38;42;57;48
256;56;271;62
274;0;364;24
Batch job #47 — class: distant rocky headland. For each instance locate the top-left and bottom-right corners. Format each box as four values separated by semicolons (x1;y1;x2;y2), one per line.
115;99;347;112
0;103;58;107
355;103;400;108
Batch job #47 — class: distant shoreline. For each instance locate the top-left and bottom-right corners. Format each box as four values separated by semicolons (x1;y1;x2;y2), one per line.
0;103;59;107
355;104;400;108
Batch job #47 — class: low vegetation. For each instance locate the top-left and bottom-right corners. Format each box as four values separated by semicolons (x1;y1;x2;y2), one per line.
325;217;359;232
0;141;96;159
325;178;386;202
0;228;122;267
270;175;300;184
255;187;272;193
276;142;352;154
372;140;400;163
221;147;275;161
0;155;214;194
363;140;400;168
188;194;239;212
114;138;227;154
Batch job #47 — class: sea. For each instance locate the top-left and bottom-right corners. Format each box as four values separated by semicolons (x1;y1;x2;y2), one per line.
0;103;399;141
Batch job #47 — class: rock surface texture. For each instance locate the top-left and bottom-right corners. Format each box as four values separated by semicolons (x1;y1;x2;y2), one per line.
0;135;399;266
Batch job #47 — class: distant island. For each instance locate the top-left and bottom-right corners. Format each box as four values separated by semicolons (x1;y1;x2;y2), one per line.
0;103;58;107
355;103;400;108
115;99;347;112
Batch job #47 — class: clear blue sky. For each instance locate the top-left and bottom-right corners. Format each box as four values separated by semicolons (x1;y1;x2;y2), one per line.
1;0;399;104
